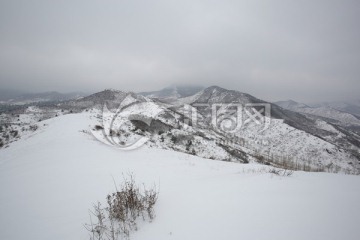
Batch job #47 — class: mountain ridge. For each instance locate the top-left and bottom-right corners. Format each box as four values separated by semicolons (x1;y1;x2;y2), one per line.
1;86;360;174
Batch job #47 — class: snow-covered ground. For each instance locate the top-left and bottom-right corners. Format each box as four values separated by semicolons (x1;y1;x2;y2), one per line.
0;112;360;240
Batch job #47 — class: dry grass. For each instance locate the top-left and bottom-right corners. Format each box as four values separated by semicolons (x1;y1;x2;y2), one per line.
85;174;158;240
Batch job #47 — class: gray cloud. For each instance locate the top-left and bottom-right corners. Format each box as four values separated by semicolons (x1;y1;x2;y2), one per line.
0;0;359;102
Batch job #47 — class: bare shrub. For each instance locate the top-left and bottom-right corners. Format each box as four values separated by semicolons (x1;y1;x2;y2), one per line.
29;125;38;131
170;135;177;144
254;151;328;173
85;174;158;240
86;202;107;240
94;125;104;131
268;168;294;177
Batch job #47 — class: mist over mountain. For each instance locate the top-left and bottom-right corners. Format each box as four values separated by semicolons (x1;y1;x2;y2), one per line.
139;85;204;99
310;100;360;118
0;90;87;104
275;99;360;126
0;89;28;101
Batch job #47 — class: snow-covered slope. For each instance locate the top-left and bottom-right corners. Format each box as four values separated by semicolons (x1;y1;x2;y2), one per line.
1;112;360;240
0;106;67;148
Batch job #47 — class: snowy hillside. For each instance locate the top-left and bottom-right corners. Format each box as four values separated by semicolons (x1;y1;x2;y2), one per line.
177;86;360;173
1;112;360;240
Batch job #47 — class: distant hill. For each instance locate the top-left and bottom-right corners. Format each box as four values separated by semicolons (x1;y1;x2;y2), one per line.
0;90;87;105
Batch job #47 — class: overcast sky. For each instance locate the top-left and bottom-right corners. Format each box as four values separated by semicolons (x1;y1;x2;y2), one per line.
0;0;359;102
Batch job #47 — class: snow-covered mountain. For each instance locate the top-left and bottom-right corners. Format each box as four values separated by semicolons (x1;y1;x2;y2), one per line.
2;86;359;174
275;100;360;126
178;86;360;173
82;87;360;173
